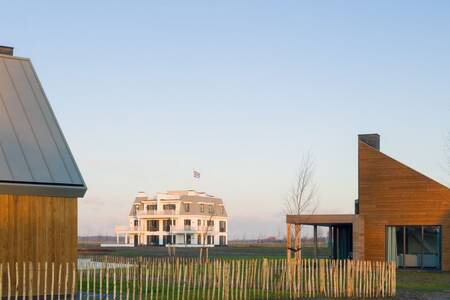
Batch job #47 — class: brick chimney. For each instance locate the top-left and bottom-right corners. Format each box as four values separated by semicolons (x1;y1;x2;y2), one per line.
358;133;380;150
0;46;14;56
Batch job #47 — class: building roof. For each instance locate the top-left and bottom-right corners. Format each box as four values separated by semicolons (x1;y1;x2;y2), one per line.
0;53;86;197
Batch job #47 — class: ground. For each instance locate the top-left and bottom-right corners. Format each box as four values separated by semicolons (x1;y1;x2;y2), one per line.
79;243;450;299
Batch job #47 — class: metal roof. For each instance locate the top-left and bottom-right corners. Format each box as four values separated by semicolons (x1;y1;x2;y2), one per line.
0;53;86;197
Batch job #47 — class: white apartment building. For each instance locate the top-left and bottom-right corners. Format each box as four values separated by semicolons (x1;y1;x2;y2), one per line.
115;190;228;247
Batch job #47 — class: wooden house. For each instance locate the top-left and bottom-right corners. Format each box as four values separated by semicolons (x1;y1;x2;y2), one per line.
0;46;86;293
287;134;450;270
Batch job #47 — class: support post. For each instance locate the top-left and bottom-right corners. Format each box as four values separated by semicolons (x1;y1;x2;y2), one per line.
294;224;300;261
286;223;292;261
313;225;318;258
336;227;340;259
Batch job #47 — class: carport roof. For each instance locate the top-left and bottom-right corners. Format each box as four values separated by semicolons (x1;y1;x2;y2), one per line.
286;214;356;226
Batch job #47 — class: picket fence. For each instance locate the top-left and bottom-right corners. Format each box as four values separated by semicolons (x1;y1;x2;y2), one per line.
0;257;396;299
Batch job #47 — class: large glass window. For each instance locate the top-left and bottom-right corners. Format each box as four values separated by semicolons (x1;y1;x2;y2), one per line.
386;225;441;269
423;226;441;268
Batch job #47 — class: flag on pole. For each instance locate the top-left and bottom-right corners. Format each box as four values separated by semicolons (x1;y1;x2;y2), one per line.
193;170;200;179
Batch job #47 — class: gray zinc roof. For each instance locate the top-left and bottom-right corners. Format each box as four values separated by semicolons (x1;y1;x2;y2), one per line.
0;53;86;197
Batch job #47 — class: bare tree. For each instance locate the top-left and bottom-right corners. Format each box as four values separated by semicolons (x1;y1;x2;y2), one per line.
285;152;318;215
199;210;215;260
285;152;319;259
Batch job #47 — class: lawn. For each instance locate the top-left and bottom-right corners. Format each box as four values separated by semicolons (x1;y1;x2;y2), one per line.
79;244;450;299
79;243;331;259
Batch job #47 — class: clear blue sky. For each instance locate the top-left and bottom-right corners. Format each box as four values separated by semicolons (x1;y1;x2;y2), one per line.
2;1;449;238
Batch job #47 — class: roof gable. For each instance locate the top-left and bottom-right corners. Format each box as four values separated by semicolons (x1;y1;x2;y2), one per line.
0;54;86;197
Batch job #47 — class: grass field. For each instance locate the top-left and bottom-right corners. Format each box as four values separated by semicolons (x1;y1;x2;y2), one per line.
79;243;450;299
79;243;331;259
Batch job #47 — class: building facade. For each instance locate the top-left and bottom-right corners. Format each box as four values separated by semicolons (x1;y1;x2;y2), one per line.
287;134;450;271
116;190;228;247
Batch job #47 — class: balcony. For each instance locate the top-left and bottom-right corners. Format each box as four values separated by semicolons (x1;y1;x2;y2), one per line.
169;225;218;233
136;209;176;216
115;225;143;233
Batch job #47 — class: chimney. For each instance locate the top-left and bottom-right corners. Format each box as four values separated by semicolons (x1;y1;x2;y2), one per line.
0;46;14;56
358;133;380;150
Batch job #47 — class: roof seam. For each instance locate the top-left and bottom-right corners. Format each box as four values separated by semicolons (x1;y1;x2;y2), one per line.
20;61;71;183
5;60;54;182
0;141;13;179
27;62;84;185
0;60;34;181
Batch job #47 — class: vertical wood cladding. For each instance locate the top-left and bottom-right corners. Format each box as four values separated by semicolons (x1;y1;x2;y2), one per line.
0;194;77;295
358;141;450;270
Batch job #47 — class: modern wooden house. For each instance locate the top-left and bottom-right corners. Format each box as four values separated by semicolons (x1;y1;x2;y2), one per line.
287;134;450;270
0;46;86;293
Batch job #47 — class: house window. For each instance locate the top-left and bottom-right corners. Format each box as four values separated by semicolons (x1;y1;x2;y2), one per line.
147;220;159;232
163;204;176;210
200;204;205;213
147;235;159;246
219;236;226;245
163;235;174;245
219;221;226;232
197;219;201;227
184;219;191;231
208;205;214;214
162;220;173;232
207;220;214;227
134;220;139;227
184;203;190;212
207;235;214;245
186;234;192;245
147;204;157;211
386;225;441;269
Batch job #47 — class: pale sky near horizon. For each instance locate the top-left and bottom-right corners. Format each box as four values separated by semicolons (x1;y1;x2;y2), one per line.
1;1;449;239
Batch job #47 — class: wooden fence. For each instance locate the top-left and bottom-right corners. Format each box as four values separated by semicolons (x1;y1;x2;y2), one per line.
0;257;396;299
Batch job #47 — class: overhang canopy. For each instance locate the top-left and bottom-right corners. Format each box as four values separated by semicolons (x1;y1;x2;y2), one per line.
0;53;86;197
286;214;356;226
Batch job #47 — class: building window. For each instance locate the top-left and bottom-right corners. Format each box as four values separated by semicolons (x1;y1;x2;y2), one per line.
386;225;441;269
207;235;215;245
219;236;227;245
162;220;173;232
207;220;214;227
147;220;159;232
197;219;201;227
184;219;191;230
219;221;226;232
147;235;159;246
147;204;157;211
184;203;190;212
133;220;139;227
163;204;176;210
200;204;205;213
163;235;174;245
208;205;214;214
186;234;192;245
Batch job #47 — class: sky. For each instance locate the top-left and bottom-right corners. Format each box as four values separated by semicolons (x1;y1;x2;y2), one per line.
1;1;450;239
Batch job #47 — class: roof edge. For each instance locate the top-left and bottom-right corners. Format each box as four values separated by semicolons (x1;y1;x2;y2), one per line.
0;182;87;198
